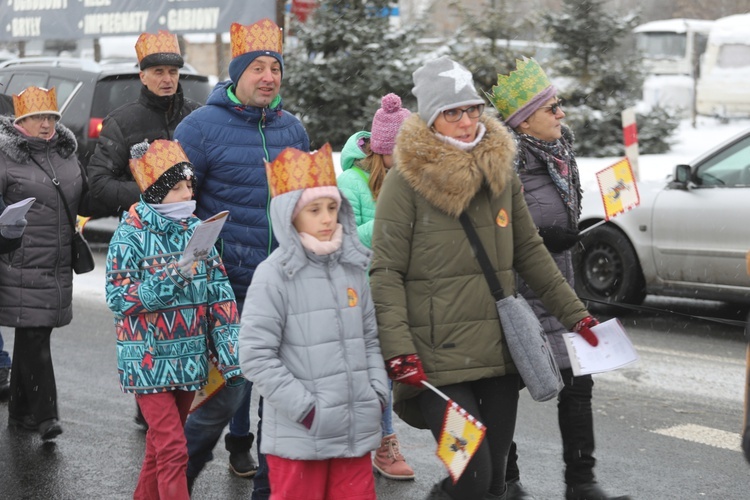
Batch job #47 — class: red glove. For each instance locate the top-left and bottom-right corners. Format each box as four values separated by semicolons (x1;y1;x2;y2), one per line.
386;354;427;387
301;406;315;430
573;316;600;347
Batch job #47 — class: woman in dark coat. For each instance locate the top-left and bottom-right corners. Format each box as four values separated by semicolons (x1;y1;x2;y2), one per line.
0;86;87;440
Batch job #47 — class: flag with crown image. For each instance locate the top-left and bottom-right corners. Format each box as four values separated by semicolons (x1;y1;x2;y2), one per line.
423;381;487;484
265;143;336;197
595;157;640;221
12;86;60;122
231;18;283;59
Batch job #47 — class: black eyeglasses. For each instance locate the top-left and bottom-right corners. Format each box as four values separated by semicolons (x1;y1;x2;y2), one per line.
540;99;565;115
442;104;485;123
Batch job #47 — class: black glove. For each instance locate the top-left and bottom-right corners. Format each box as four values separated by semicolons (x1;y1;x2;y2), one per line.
538;225;579;253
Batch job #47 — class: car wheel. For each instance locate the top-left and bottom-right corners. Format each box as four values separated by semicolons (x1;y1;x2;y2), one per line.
575;224;646;305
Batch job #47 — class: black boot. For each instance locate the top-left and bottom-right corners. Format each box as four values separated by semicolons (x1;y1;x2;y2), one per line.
224;433;258;478
134;402;148;431
425;481;453;500
0;367;9;402
506;478;535;500
565;482;631;500
558;372;597;487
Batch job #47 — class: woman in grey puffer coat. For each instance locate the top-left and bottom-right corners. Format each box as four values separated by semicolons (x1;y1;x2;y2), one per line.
0;87;88;441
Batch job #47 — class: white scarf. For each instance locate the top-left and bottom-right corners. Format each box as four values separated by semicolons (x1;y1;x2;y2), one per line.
150;200;197;221
298;224;343;255
434;122;487;151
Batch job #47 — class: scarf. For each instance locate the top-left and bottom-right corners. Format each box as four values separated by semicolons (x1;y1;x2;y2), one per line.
150;200;196;221
515;133;581;224
298;224;343;255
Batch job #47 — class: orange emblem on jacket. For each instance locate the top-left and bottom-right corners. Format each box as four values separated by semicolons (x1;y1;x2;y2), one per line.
347;288;358;307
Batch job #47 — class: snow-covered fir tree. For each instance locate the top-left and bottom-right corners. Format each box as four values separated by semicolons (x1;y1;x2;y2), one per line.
542;0;679;156
283;1;426;149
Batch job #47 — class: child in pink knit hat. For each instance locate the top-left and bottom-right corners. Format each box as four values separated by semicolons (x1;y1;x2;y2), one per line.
336;94;416;481
370;93;411;156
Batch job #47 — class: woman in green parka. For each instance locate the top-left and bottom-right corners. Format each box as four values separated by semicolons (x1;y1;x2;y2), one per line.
369;56;599;500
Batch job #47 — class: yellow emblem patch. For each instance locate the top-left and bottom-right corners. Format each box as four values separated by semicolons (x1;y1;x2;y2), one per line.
495;209;509;228
347;288;358;307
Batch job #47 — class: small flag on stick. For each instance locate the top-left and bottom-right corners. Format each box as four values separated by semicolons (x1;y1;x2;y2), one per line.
190;363;226;413
595;158;640;221
423;381;486;484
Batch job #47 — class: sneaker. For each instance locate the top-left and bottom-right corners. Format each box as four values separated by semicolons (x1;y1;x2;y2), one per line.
566;482;631;500
373;434;415;480
225;433;258;478
38;418;63;441
0;367;9;402
507;478;536;500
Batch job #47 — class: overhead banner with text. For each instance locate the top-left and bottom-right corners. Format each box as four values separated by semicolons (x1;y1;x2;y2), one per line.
1;0;277;41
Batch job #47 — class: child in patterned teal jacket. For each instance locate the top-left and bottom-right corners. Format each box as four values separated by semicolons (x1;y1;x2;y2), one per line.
105;139;241;500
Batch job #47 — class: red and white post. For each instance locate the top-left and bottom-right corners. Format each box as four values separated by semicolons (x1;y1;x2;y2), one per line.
621;107;640;181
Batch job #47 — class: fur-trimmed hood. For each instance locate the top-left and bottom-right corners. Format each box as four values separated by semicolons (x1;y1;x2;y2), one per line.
393;114;517;218
0;115;77;164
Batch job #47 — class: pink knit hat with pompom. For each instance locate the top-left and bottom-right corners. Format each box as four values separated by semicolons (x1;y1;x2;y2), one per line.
370;93;411;155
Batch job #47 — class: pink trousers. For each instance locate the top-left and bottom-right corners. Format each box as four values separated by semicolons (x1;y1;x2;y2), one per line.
133;391;194;500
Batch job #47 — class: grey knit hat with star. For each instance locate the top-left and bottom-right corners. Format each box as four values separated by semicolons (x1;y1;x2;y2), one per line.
411;56;485;127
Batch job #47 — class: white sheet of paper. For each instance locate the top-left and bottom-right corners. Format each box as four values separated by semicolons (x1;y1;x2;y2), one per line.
178;211;229;267
0;197;35;226
563;318;639;376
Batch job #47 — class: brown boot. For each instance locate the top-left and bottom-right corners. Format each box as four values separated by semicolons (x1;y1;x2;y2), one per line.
373;434;415;480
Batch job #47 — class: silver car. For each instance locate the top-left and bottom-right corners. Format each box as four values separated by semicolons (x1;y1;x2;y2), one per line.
576;127;750;305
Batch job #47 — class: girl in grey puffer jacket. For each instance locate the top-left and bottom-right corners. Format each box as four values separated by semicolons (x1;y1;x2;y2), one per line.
239;144;389;500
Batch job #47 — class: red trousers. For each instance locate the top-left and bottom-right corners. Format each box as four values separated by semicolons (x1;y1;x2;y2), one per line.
133;391;194;500
267;454;376;500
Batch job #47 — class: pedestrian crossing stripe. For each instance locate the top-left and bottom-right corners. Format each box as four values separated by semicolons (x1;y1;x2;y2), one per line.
651;424;741;452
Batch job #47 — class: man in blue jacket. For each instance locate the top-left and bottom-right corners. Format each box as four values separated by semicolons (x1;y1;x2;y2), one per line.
174;17;309;497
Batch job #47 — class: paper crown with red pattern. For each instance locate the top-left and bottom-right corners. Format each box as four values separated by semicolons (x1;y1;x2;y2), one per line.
228;18;284;82
266;144;337;198
129;140;194;203
12;86;61;124
135;30;184;70
230;18;283;58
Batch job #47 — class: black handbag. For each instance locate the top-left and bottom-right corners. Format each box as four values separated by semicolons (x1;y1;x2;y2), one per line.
30;157;95;274
459;212;563;402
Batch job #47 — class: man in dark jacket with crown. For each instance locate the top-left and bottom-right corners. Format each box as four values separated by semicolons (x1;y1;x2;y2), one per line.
86;30;201;218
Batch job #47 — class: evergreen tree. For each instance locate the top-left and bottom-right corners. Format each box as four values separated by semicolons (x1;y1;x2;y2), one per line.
542;0;679;156
283;1;426;149
446;0;537;94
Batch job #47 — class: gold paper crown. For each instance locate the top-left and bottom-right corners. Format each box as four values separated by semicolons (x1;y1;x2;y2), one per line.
135;30;181;63
130;140;191;193
13;86;60;122
489;58;552;121
266;144;336;198
231;18;283;59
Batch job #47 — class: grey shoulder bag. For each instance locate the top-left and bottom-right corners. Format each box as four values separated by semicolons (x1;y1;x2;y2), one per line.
459;212;563;402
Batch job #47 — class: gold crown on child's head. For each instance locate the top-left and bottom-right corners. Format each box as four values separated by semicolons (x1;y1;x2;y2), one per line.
130;140;192;194
265;144;337;198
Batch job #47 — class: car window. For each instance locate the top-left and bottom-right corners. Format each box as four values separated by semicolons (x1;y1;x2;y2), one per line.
90;76;142;119
5;72;48;95
695;135;750;187
47;77;80;112
181;78;211;105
